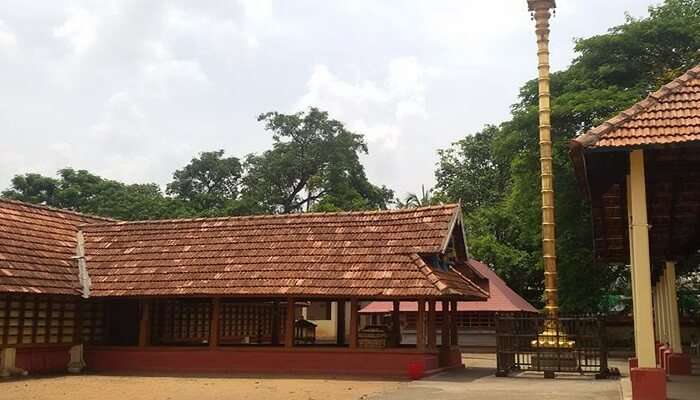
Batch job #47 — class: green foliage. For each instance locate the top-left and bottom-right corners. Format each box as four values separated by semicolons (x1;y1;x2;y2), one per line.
2;168;193;220
435;0;700;312
242;108;393;213
167;150;243;213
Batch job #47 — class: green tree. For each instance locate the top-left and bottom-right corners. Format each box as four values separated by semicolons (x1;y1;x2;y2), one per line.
242;108;393;213
397;185;440;209
435;0;700;312
3;168;193;220
167;150;243;212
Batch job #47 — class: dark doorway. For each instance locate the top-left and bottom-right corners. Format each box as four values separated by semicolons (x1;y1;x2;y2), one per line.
103;299;140;346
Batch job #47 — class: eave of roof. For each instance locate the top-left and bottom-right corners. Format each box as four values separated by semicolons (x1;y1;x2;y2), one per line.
572;64;700;150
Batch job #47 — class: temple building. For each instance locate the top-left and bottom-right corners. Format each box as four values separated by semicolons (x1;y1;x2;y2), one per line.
0;199;488;378
571;64;700;399
359;259;537;351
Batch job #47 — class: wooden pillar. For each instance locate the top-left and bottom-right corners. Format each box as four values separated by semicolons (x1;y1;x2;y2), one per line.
285;298;295;348
349;298;359;349
428;300;437;350
392;300;401;346
628;149;656;368
336;300;346;345
441;300;450;347
271;300;280;345
416;299;426;351
138;299;150;347
665;261;683;352
209;298;220;347
450;300;458;346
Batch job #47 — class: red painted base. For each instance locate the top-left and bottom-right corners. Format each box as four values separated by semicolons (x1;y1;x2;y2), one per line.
666;353;692;375
629;357;638;369
657;345;669;369
662;349;673;374
15;346;71;374
630;368;666;400
85;347;451;379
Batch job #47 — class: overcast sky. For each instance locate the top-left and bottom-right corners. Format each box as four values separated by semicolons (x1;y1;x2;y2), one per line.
0;0;658;197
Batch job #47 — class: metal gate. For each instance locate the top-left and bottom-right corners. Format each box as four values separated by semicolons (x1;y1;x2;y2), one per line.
495;314;610;378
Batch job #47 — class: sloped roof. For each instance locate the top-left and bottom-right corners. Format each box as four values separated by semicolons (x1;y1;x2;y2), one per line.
573;65;700;149
360;259;537;313
82;204;488;299
0;199;110;294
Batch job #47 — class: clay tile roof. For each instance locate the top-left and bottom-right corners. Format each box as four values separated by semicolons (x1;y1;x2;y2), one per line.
360;259;537;314
0;199;112;295
81;204;487;299
573;64;700;149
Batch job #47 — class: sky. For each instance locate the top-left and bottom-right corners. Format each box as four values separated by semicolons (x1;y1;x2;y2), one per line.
0;0;659;198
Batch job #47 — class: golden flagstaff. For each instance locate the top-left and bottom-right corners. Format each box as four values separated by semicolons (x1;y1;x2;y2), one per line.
527;0;572;347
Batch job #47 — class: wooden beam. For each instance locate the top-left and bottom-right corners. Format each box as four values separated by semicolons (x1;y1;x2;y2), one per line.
209;298;220;347
416;299;426;351
138;299;150;347
336;300;346;345
450;300;458;346
271;300;280;345
441;300;450;348
349;298;359;349
285;298;295;348
427;300;437;350
392;300;401;346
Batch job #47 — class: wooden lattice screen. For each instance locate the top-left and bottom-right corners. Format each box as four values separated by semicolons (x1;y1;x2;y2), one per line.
151;299;211;345
219;301;285;344
80;300;105;344
0;294;78;347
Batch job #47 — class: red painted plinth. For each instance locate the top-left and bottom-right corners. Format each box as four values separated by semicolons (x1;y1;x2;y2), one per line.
666;353;692;375
85;346;445;379
15;346;71;374
657;346;669;368
662;350;673;374
629;357;638;369
630;368;667;400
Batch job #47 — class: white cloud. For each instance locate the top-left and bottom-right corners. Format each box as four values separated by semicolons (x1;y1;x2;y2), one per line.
53;7;99;54
297;57;438;149
0;20;17;55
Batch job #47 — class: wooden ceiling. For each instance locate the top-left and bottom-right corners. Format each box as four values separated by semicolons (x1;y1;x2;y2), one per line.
586;147;700;264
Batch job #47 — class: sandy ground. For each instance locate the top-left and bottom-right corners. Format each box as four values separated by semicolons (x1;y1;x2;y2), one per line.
2;374;400;400
1;354;635;400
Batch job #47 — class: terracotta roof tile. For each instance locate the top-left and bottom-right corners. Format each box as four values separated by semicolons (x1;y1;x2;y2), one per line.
360;259;537;313
81;204;487;299
573;64;700;149
0;199;111;294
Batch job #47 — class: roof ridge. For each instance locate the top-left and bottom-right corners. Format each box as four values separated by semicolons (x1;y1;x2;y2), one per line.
573;64;700;148
79;203;460;227
0;197;115;222
448;263;490;298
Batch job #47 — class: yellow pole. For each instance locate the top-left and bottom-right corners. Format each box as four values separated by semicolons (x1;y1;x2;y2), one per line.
653;284;660;340
660;270;670;344
665;261;683;352
627;175;640;352
628;149;656;368
529;0;558;321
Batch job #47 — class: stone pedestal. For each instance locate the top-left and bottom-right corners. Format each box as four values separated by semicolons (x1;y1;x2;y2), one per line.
67;344;86;373
532;350;578;376
630;367;666;400
666;353;692;375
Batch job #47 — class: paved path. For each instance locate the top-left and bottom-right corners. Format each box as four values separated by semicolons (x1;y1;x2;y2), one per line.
369;354;621;400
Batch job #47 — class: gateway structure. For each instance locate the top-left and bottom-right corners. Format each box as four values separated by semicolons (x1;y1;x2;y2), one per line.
0;200;488;378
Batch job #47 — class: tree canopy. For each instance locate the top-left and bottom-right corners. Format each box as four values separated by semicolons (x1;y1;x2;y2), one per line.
434;0;700;312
